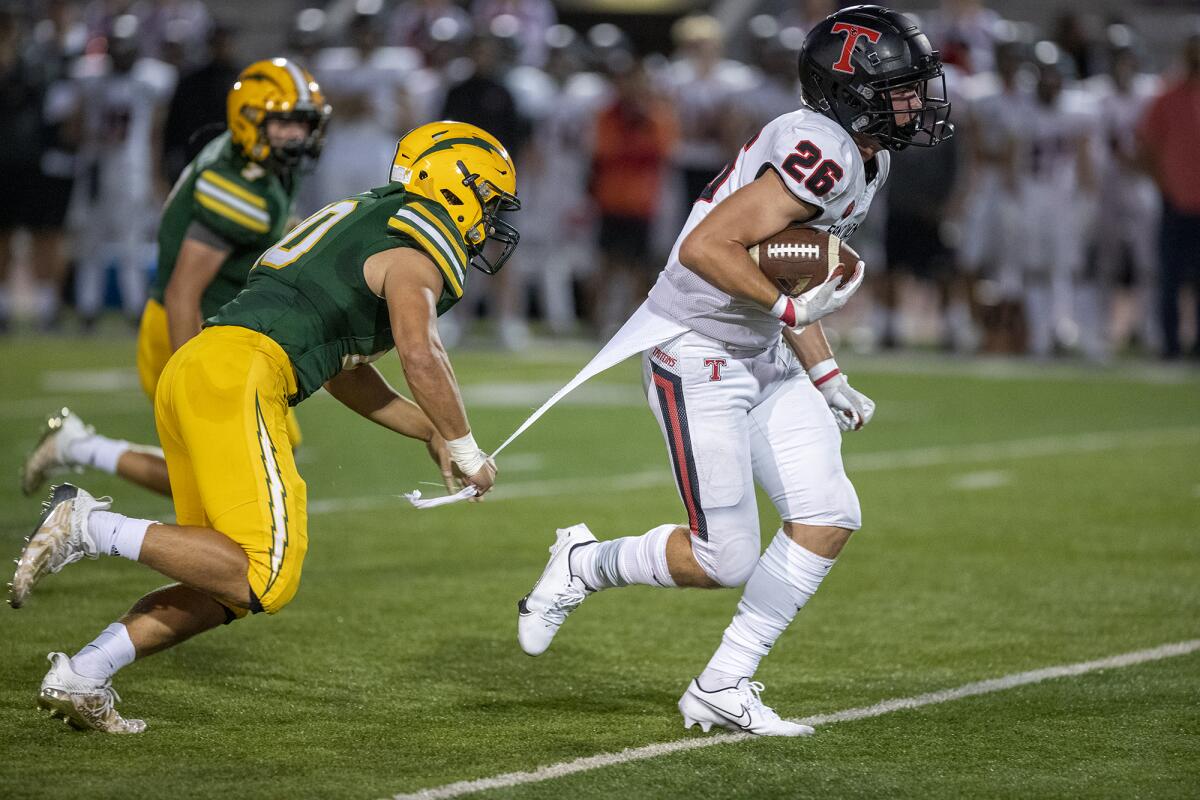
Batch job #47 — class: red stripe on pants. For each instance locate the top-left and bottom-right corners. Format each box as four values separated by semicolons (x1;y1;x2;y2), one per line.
654;372;702;535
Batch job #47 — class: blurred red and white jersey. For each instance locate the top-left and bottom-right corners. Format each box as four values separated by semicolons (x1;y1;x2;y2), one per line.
649;108;889;349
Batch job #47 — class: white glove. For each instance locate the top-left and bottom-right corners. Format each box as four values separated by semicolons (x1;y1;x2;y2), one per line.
809;358;875;432
772;261;865;329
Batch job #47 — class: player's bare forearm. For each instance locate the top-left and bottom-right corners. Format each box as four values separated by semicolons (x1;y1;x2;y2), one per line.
678;170;819;310
372;248;473;441
164;237;226;352
323;364;435;441
164;297;204;353
397;342;471;440
783;323;834;369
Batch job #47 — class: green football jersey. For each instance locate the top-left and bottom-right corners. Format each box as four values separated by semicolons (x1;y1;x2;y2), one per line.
208;183;470;404
151;131;297;318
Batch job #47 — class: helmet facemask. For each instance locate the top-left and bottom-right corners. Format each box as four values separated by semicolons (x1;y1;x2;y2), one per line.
858;68;952;150
456;159;521;275
258;106;330;171
809;64;952;152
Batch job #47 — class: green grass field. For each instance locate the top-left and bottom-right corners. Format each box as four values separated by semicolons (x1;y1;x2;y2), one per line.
1;334;1198;800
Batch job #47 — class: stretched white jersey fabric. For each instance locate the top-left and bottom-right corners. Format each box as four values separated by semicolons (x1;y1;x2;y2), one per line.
648;108;890;349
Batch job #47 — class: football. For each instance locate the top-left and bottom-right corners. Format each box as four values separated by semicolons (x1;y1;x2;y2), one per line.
749;224;861;296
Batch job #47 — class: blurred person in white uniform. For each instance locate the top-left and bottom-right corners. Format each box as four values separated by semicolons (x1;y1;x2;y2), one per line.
73;14;176;325
665;15;756;218
309;8;421;213
1014;42;1098;358
1081;27;1161;357
955;32;1031;353
506;25;610;338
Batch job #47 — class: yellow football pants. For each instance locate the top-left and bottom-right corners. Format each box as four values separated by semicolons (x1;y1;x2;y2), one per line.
154;325;308;615
137;298;303;446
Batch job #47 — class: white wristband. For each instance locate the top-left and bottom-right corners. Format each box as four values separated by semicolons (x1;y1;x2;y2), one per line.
446;432;488;476
808;357;841;388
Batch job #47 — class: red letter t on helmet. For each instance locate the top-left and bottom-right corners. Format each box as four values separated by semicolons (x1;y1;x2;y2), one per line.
830;22;883;74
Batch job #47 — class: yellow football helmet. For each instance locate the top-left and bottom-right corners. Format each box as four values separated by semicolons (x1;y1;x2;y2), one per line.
390;121;521;274
227;57;331;169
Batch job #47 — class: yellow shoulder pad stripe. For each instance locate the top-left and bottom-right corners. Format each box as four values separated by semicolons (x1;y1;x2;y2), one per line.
387;217;463;298
197;193;271;233
200;170;267;209
407;202;468;265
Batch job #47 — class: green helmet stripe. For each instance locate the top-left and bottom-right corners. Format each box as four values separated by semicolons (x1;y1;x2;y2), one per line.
415;137;504;162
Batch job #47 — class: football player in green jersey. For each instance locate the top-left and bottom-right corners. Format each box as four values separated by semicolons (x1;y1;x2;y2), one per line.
21;57;331;498
9;122;520;733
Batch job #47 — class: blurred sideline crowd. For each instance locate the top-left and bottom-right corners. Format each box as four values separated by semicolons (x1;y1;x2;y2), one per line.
1;0;1199;361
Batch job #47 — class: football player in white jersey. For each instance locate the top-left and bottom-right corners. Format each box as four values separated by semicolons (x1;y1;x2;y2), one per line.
517;5;952;736
1015;43;1097;358
956;35;1030;352
73;15;176;325
1082;31;1161;357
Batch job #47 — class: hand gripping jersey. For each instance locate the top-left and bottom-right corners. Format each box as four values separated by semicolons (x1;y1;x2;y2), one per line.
152;131;297;318
208;183;468;403
648;109;890;349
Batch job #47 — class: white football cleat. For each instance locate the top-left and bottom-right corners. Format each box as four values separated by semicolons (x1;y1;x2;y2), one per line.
38;652;145;734
20;408;92;496
679;677;814;737
9;483;108;609
517;524;597;656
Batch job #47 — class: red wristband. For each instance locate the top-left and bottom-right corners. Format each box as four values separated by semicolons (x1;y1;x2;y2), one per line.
773;295;797;327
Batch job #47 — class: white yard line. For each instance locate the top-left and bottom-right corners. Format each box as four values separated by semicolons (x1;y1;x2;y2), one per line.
949;470;1010;491
0;392;148;420
845;426;1200;471
390;639;1200;800
309;426;1200;516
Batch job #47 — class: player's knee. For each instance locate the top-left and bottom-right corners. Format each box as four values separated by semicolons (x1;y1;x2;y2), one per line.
780;477;861;538
702;534;761;588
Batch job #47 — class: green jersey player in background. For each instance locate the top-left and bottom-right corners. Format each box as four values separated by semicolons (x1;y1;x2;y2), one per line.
21;57;330;498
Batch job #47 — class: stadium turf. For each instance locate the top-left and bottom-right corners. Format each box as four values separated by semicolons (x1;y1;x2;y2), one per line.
1;335;1197;799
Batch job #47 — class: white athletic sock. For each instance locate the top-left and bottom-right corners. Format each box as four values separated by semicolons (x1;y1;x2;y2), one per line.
88;511;153;561
63;432;131;474
700;531;836;681
70;622;137;681
570;524;677;590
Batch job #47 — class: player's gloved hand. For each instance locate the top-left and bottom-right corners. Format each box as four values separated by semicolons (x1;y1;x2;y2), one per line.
772;260;866;329
446;432;497;497
809;358;875;432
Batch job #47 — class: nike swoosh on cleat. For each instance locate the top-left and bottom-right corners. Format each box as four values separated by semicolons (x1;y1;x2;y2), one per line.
517;596;531;616
694;693;753;729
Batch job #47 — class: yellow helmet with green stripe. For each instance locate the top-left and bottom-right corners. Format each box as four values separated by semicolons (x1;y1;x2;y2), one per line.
228;57;331;169
389;121;520;274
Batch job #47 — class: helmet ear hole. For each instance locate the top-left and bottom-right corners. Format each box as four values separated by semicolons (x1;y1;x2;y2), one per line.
419;170;428;180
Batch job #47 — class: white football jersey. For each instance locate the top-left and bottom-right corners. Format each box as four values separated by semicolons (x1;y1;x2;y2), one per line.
649;108;889;349
1017;88;1096;193
1086;72;1160;218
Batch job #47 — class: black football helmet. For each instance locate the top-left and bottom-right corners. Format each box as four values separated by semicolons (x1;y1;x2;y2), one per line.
798;5;953;150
